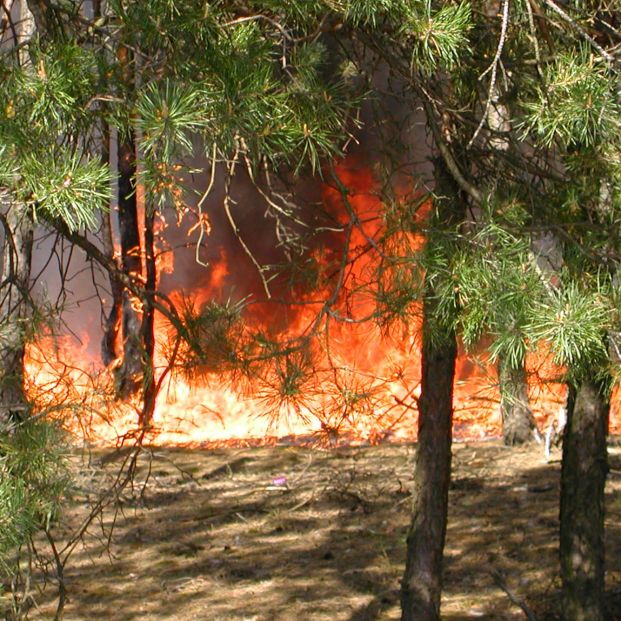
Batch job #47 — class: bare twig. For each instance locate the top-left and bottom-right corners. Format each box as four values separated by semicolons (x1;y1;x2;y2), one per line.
491;570;539;621
524;0;542;74
422;98;483;205
222;141;273;298
467;0;511;149
541;0;617;67
194;141;218;267
44;529;66;621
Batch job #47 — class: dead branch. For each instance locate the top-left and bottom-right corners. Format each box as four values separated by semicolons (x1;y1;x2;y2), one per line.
467;0;511;148
222;141;273;299
490;570;539;621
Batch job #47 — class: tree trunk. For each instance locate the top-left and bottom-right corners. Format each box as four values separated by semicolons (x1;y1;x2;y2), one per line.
114;133;143;397
98;121;124;367
498;356;538;445
401;157;464;621
100;209;123;366
401;300;456;621
139;208;156;427
560;379;609;621
0;200;33;428
0;1;37;429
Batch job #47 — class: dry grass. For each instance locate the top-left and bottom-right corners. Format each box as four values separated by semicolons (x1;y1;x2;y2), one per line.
22;439;621;620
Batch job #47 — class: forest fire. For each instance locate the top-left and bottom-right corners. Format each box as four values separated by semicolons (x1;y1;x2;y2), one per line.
22;159;599;448
3;6;620;620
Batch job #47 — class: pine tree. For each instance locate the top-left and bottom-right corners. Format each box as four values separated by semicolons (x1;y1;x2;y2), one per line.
402;3;621;618
0;3;110;615
336;0;620;618
102;2;363;422
401;160;466;620
0;3;37;430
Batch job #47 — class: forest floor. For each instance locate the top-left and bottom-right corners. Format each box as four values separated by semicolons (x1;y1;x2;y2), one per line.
26;437;621;620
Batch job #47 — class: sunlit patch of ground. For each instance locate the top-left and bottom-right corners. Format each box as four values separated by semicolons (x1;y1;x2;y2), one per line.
25;439;621;620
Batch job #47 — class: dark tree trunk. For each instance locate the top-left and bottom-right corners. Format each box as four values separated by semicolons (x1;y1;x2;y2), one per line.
401;302;456;621
560;379;609;621
139;208;156;427
98;122;124;367
114;134;143;397
100;209;123;366
401;158;464;621
498;356;539;445
0;201;33;428
0;0;38;430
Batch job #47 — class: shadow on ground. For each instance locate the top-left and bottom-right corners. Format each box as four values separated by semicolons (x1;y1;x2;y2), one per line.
28;439;621;620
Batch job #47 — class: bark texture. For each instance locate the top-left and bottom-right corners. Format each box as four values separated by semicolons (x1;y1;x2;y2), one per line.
560;380;609;621
100;209;123;366
99;123;124;367
0;0;38;431
0;200;33;428
401;158;464;621
498;356;538;445
401;312;456;621
114;135;143;397
139;208;156;427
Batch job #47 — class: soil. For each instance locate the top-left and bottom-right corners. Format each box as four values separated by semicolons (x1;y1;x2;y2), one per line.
25;438;621;620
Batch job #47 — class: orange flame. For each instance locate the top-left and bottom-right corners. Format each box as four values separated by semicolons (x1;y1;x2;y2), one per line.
25;157;619;446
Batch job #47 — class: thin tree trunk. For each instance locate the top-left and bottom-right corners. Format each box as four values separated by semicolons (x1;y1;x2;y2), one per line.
98;121;124;367
100;210;123;366
0;1;36;430
469;46;540;446
498;355;538;445
0;200;33;428
401;297;457;621
114;132;143;397
560;379;609;621
95;0;120;369
140;208;156;427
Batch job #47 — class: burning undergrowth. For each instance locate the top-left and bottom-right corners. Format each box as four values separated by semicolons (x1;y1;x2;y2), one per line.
23;155;603;449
